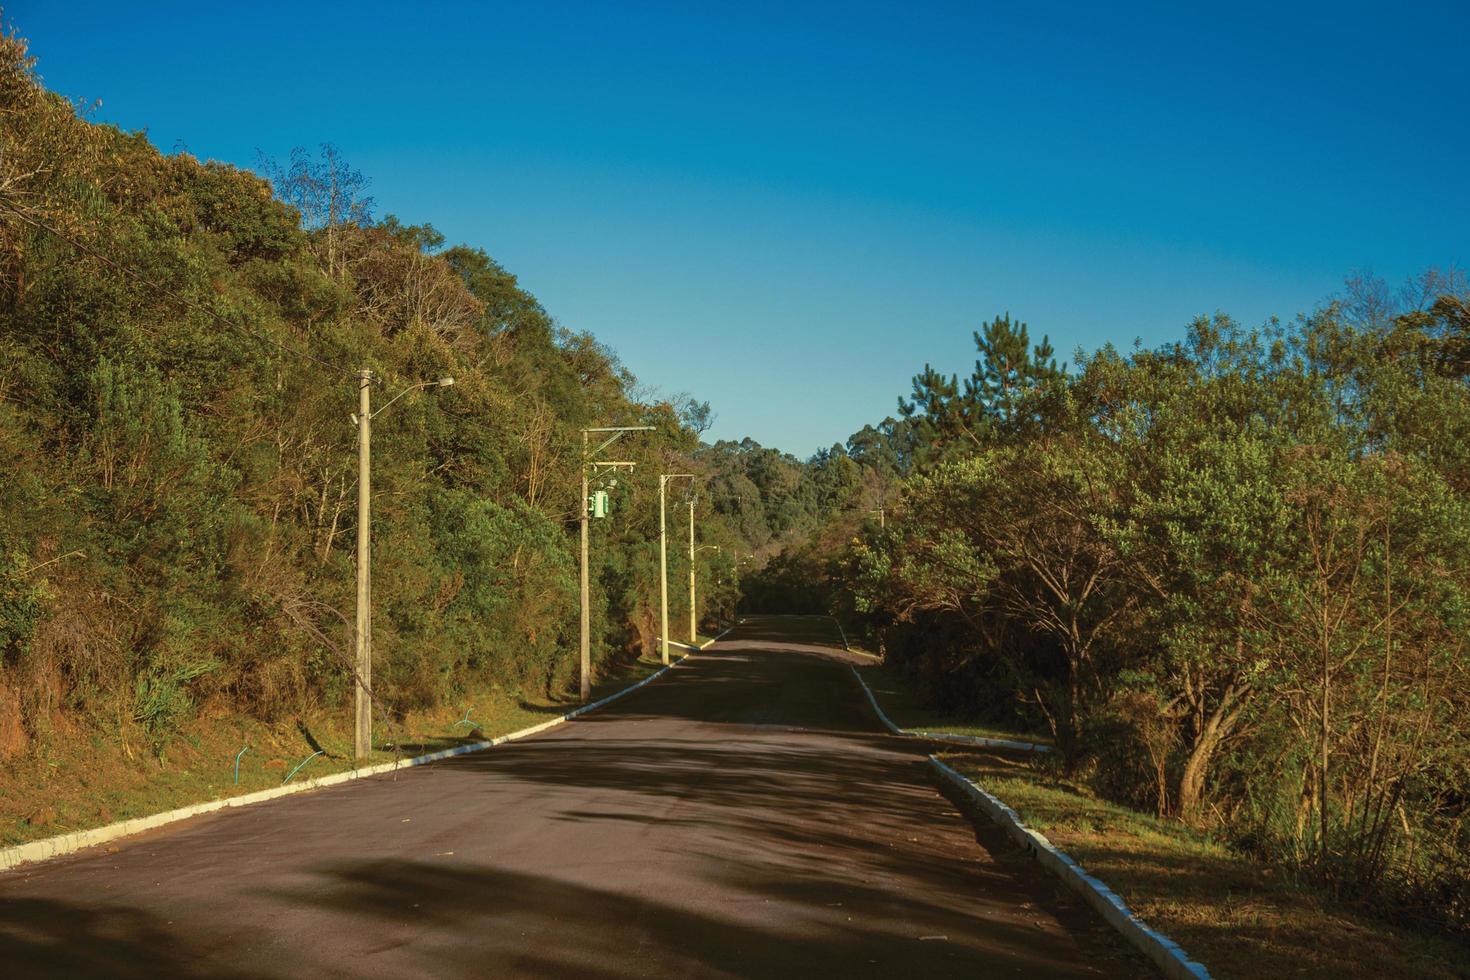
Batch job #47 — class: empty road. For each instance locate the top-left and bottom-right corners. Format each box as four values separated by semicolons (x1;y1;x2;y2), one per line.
0;615;1140;978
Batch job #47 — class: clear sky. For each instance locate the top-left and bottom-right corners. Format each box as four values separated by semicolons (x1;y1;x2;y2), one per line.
10;1;1468;457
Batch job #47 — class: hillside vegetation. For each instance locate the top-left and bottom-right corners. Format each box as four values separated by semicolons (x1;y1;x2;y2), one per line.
756;302;1470;939
0;25;804;778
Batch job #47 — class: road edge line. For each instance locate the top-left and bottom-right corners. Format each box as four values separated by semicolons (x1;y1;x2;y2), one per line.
0;657;679;874
928;756;1211;980
847;664;1049;752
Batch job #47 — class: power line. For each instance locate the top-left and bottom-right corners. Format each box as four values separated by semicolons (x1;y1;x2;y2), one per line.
0;195;356;378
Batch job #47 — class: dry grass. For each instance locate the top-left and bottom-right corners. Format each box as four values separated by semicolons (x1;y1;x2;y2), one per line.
944;750;1470;980
1;655;672;848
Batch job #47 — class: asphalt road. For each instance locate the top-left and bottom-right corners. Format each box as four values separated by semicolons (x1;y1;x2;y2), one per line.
0;615;1141;979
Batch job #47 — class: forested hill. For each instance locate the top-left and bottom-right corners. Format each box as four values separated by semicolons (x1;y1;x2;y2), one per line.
0;26;802;759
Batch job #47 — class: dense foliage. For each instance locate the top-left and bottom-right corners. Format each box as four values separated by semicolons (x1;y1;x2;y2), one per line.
0;26;771;757
766;304;1470;935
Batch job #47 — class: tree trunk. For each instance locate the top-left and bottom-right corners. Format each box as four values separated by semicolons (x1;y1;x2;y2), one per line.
1175;681;1248;821
1176;727;1220;820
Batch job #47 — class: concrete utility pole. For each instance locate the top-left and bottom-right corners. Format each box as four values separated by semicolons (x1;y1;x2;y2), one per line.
579;426;652;701
353;370;454;760
870;507;886;529
580;429;590;702
659;473;694;665
355;370;372;761
688;497;696;644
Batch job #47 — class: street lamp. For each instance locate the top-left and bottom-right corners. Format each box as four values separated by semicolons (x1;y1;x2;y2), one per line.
659;473;695;665
579;426;653;702
352;369;454;761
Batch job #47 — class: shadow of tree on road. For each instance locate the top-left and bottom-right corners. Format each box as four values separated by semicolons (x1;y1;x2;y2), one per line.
0;897;254;979
0;618;1145;979
249;858;1115;979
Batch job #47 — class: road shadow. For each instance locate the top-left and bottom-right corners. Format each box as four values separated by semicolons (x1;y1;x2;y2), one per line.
0;614;1144;979
0;897;254;979
246;858;1119;979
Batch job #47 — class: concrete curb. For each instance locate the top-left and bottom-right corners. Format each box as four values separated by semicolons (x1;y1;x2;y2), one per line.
928;756;1212;980
825;615;879;659
847;665;1050;753
1;656;681;874
849;664;905;735
829;615;851;651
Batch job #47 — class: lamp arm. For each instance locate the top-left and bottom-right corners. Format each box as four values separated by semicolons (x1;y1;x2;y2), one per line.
370;380;432;420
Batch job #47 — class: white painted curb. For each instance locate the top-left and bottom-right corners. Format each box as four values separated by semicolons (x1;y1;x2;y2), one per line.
929;756;1212;980
1;655;683;874
850;664;905;735
823;615;878;659
847;665;1050;753
829;615;851;651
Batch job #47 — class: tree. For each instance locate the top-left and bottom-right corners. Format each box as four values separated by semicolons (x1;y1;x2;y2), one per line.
262;144;374;278
1081;328;1291;818
898;313;1062;460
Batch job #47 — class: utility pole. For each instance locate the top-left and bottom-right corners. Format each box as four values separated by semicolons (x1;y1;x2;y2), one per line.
355;370;372;761
688;497;696;644
870;507;885;529
352;371;454;761
659;473;693;665
579;426;653;700
580;429;590;703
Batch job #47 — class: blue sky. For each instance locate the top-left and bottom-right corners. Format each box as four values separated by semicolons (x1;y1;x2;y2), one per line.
11;1;1468;456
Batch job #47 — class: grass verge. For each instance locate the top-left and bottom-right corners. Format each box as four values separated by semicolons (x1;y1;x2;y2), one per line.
856;659;1052;745
942;750;1469;980
862;664;1468;977
1;654;674;849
